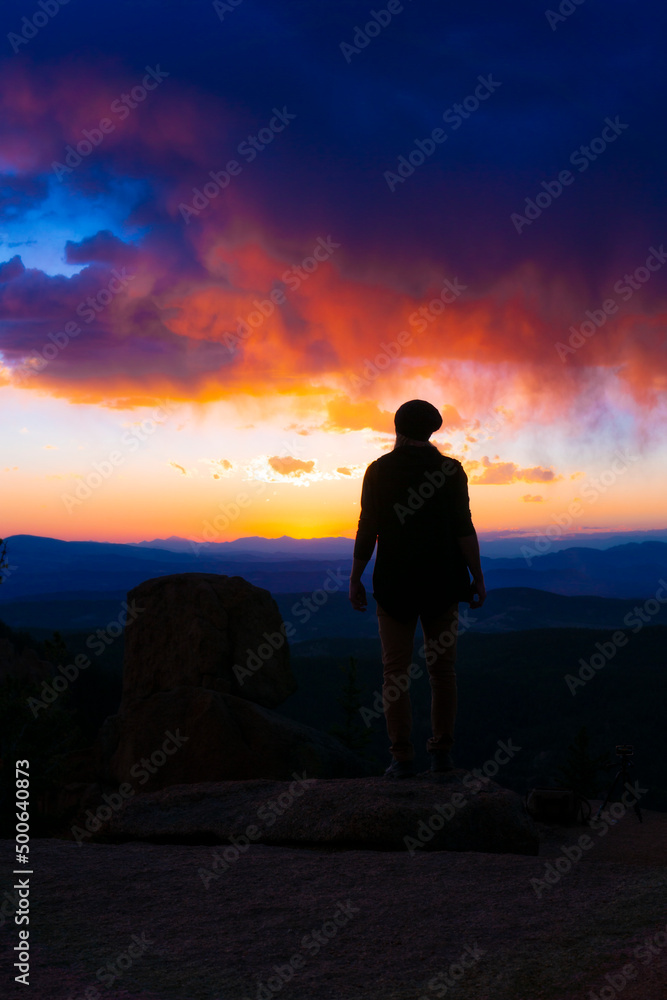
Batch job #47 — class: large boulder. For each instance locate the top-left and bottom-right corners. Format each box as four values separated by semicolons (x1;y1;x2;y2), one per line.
96;772;540;855
121;573;296;709
79;572;373;793
96;686;371;788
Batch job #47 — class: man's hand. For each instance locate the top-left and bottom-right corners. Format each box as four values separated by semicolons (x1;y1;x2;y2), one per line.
469;575;486;609
349;578;367;612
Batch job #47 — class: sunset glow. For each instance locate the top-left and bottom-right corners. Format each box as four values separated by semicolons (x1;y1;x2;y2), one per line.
1;4;665;544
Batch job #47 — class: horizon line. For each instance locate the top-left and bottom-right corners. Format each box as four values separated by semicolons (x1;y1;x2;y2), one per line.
5;526;667;547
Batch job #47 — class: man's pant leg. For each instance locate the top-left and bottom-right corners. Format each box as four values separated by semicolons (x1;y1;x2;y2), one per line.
420;603;459;754
376;603;418;762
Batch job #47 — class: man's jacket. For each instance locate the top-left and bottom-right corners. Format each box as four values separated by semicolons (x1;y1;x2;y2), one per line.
353;444;474;622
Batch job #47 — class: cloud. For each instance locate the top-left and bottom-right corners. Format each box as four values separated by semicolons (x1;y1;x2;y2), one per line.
202;458;234;479
439;405;465;430
0;257;25;282
268;456;315;477
466;456;562;485
241;454;364;486
169;461;188;476
64;231;139;266
3;228;663;450
323;398;395;434
0;26;665;448
521;494;544;503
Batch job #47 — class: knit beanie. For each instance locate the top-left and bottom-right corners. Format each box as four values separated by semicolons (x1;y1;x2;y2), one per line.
394;399;443;441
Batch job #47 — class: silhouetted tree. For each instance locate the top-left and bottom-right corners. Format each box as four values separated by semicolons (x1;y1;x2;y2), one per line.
0;619;86;835
43;631;70;672
0;538;8;584
554;725;612;798
328;656;373;754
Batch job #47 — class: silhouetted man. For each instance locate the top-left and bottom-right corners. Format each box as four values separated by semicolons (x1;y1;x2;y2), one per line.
349;399;486;778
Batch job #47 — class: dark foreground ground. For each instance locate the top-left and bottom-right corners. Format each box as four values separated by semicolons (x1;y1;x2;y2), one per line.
0;803;665;1000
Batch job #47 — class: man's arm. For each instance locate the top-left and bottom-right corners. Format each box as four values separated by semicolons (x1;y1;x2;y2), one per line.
457;531;483;580
349;464;377;611
349;560;369;611
350;556;370;583
457;531;486;607
450;465;486;608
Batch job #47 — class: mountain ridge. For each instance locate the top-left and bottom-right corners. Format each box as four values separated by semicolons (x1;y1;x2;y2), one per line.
2;535;666;601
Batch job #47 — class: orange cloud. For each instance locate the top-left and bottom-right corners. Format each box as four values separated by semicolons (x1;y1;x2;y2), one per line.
466;456;562;485
1;54;665;441
5;225;666;448
521;494;544;502
324;397;395;434
201;458;234;480
439;404;464;430
268;456;315;476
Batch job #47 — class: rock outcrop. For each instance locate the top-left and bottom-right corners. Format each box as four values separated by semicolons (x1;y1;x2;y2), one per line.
95;771;540;855
91;572;372;788
121;573;296;708
97;686;371;788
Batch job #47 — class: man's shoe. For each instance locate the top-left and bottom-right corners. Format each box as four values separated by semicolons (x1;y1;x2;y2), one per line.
430;750;455;773
384;758;416;779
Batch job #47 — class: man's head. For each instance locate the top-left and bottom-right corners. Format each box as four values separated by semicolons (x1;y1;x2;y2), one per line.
394;399;442;442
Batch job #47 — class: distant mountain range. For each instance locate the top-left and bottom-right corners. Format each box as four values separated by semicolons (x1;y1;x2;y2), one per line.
131;528;667;559
483;541;667;598
131;535;355;558
1;534;666;601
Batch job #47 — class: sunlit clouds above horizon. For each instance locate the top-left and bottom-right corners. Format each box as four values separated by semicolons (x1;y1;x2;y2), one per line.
1;0;666;541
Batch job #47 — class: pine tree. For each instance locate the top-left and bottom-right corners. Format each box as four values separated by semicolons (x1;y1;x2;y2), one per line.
328;656;373;753
0;539;8;584
43;631;70;671
554;726;612;798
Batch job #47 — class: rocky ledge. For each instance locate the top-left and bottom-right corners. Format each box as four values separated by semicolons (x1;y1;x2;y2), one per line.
94;770;540;855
